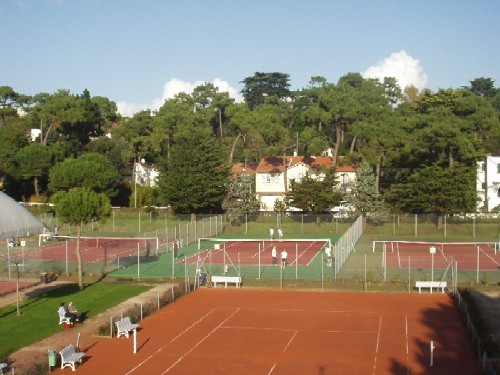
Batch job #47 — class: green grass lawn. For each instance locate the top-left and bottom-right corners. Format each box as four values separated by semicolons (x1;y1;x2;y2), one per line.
0;281;151;359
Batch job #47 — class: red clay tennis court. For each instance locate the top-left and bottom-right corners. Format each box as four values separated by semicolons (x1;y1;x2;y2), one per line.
191;239;328;266
59;289;481;374
380;240;500;270
2;236;169;263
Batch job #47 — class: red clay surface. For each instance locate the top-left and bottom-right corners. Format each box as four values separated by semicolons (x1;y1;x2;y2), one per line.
52;289;481;375
191;240;327;266
2;238;169;264
385;242;500;270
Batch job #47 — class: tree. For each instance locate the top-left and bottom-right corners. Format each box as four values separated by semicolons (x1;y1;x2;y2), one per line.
0;120;30;194
48;153;121;199
28;89;103;150
468;77;497;98
222;174;260;225
157;125;229;214
387;163;477;221
52;188;111;290
0;86;20;128
15;143;53;200
348;161;387;224
84;136;131;172
286;169;343;213
240;72;291;109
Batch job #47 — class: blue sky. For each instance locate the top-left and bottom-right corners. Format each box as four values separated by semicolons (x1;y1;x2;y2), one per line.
2;0;499;116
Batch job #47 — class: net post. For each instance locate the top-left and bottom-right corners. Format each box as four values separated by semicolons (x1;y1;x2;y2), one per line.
66;241;69;276
295;243;298;280
258;242;261;279
137;242;140;279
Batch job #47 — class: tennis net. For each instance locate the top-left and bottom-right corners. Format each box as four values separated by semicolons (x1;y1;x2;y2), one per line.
197;237;331;251
47;235;162;251
373;240;499;255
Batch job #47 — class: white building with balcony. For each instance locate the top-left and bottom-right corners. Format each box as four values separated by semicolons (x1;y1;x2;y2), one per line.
254;155;356;211
477;155;500;212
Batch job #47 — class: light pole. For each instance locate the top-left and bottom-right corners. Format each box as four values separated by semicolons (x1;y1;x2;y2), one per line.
429;246;436;293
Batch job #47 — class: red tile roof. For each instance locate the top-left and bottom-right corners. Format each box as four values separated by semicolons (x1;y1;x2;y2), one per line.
256;155;356;173
231;162;258;177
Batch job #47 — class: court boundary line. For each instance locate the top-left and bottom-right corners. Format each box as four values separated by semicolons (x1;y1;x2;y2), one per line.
123;307;240;375
159;308;240;374
372;315;382;375
123;307;217;375
221;325;379;335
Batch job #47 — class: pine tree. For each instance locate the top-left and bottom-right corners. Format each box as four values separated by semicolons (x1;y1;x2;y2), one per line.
222;174;260;225
157;125;229;213
349;161;388;224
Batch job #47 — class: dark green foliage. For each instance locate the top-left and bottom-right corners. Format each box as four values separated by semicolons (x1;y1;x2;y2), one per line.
287;169;343;213
387;163;477;214
157;125;229;213
49;153;120;198
240;72;291;109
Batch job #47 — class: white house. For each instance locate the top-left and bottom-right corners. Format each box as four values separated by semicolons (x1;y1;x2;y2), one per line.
477;155;500;211
134;160;159;187
254;155;357;211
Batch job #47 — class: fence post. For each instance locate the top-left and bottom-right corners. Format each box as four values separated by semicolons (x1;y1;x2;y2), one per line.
414;214;418;237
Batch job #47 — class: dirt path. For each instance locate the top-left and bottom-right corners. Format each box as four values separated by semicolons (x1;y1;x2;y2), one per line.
1;281;179;374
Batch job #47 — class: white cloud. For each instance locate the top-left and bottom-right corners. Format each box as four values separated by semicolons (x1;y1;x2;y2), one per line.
362;50;428;91
117;78;242;117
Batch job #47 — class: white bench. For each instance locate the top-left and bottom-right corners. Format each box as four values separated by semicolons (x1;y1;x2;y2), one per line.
0;363;7;375
415;281;447;293
211;275;242;288
115;316;139;338
59;344;85;371
58;311;72;325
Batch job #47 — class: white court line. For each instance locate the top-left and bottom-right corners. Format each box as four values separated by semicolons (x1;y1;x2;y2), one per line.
222;326;378;335
283;330;298;353
266;330;297;375
372;315;382;375
160;308;240;374
405;315;410;375
480;248;500;266
123;307;219;375
267;363;278;375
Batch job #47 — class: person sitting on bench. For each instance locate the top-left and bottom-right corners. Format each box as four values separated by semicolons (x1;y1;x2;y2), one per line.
68;301;80;322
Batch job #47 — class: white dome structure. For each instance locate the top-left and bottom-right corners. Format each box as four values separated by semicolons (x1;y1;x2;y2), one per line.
0;192;46;240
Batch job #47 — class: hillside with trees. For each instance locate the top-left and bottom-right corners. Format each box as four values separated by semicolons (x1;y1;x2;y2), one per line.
0;73;499;217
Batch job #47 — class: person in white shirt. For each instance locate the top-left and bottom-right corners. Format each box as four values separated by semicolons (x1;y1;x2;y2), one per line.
325;246;332;266
278;228;283;242
269;227;274;240
280;249;287;268
271;245;277;266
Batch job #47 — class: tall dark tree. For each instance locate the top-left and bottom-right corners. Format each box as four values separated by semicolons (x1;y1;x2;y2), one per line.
15;143;53;200
387;163;477;221
240;72;291;109
157;125;229;214
468;77;497;98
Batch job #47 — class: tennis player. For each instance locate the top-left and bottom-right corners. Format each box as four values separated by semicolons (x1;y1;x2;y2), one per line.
281;249;287;268
325;246;332;266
